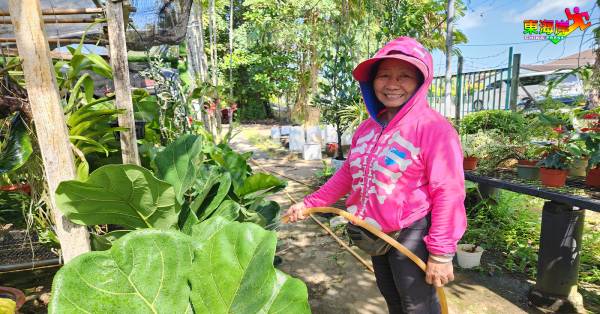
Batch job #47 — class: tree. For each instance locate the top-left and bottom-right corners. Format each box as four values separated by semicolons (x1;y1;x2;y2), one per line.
315;13;361;160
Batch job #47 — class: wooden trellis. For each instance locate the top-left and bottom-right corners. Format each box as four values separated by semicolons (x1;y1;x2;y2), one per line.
5;0;139;261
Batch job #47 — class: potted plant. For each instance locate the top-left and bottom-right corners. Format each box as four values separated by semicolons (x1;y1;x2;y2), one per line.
579;116;600;187
537;146;573;188
461;133;481;171
456;243;484;269
514;143;542;180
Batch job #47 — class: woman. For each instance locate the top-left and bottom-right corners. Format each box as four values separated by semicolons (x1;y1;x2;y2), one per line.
287;36;466;314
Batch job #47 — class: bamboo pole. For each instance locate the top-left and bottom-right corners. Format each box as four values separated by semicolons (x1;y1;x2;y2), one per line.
105;0;140;165
0;8;104;16
7;0;90;262
0;47;74;60
0;38;106;44
0;17;103;24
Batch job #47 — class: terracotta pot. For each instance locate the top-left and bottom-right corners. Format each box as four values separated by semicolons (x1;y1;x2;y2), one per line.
586;167;600;188
463;157;478;171
0;286;26;311
0;184;31;195
517;159;538;166
325;142;338;158
539;168;568;187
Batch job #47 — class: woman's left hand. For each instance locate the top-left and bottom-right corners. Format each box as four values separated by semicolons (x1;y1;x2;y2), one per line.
425;257;455;287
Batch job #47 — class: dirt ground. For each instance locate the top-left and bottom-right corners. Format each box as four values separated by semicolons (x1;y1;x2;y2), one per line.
231;123;600;314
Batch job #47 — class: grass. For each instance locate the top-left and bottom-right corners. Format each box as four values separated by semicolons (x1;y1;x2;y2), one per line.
463;184;600;286
242;129;288;158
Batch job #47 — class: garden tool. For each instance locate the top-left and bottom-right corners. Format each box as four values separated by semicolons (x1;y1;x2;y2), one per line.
282;207;449;314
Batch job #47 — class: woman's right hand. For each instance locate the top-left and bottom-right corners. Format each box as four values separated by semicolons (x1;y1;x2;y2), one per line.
285;202;308;223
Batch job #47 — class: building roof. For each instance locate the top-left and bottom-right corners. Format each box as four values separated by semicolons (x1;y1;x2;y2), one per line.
522;49;596;72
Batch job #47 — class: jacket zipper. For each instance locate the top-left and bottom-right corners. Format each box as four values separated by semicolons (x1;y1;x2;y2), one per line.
359;124;386;217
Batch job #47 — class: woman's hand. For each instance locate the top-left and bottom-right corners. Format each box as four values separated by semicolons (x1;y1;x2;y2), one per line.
425;256;455;287
285;202;308;223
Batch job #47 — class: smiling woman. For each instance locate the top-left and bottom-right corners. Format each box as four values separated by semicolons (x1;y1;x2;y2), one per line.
286;36;466;314
373;59;422;124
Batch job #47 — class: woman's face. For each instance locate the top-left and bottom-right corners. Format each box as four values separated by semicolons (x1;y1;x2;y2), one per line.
373;59;420;109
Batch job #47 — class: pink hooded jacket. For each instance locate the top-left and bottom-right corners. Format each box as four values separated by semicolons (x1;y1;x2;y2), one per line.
304;37;467;255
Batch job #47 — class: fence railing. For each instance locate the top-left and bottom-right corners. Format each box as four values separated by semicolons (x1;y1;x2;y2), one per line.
428;50;521;119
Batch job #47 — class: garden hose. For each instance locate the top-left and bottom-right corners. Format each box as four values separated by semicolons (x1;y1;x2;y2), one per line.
282;207;449;314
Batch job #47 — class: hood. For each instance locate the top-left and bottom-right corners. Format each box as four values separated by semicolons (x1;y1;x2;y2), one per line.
352;37;434;126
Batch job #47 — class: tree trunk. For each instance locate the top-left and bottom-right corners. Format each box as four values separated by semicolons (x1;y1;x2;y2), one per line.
196;1;208;82
228;0;234;100
443;0;455;117
335;118;344;160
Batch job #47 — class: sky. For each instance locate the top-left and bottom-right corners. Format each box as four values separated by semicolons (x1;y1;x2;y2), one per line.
431;0;598;76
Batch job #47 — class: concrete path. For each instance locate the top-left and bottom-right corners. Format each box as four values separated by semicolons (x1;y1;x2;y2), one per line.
229;124;560;314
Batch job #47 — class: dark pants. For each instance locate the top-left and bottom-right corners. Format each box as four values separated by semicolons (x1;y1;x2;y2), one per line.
371;215;441;314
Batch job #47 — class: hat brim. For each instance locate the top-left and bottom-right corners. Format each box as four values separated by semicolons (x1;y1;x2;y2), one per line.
352;54;429;82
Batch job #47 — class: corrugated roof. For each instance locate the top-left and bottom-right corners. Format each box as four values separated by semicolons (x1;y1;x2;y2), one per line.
522;49;596;72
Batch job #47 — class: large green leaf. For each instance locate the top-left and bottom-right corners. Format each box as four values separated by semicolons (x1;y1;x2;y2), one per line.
189;166;232;218
49;219;310;314
155;134;203;203
49;229;194;313
210;199;241;221
0;114;32;174
211;147;252;189
235;172;287;199
55;164;180;229
196;172;232;221
190;218;310;313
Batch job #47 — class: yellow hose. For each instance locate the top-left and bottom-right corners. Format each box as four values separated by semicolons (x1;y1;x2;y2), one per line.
282;206;448;314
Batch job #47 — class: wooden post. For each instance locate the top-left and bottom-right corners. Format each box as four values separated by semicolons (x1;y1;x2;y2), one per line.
106;0;140;165
8;0;90;262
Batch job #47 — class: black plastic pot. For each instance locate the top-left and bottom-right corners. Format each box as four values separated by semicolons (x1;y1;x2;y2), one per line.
109;120;146;140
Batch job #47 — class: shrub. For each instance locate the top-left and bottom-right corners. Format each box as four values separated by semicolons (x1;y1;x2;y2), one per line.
460;110;528;140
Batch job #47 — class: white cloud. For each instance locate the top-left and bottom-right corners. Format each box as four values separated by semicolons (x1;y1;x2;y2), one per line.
512;0;592;23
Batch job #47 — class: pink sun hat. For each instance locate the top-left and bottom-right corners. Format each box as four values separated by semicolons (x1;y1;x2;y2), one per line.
352;37;430;82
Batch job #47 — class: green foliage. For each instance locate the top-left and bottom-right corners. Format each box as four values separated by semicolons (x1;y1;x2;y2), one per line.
49;218;310;313
56;138;286;248
537;149;573;170
0;113;32;174
0;190;30;229
315;15;361;159
373;0;468;52
314;160;334;185
155;134;204;202
460;110;529;141
55;164;181;230
463;190;541;277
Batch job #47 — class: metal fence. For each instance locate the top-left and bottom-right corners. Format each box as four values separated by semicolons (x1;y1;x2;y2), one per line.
428;51;520;119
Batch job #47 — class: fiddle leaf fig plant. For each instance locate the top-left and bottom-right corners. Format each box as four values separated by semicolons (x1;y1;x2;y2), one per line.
49;218;311;313
155;134;204;203
55;164;180;230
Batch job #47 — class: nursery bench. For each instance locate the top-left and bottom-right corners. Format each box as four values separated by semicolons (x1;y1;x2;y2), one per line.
465;170;597;314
